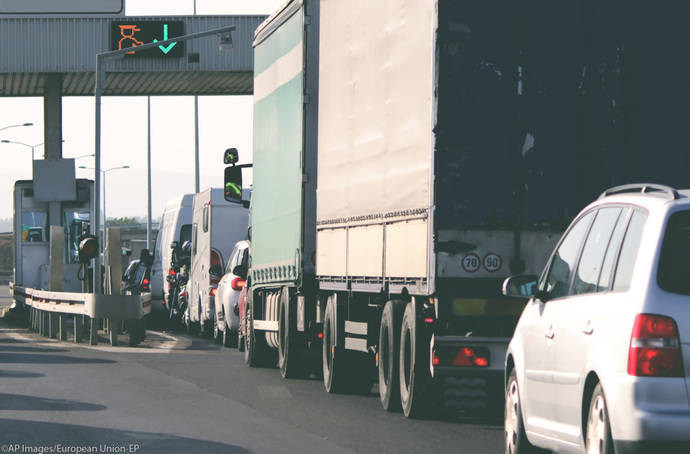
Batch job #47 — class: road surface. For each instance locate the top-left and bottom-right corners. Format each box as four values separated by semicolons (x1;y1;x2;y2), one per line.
0;316;504;454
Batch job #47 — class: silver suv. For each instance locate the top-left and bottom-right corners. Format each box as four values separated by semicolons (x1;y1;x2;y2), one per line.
502;184;690;454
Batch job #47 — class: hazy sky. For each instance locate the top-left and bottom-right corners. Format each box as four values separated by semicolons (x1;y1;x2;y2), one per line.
0;0;284;221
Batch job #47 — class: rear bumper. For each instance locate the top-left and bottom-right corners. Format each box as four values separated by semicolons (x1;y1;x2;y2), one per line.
614;440;690;454
606;373;690;442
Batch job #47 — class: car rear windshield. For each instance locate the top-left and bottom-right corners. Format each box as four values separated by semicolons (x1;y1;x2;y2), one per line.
658;210;690;295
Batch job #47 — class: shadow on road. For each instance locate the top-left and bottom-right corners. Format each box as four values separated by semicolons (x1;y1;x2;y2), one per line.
0;370;45;378
0;393;106;411
0;352;116;365
0;345;70;353
0;418;254;453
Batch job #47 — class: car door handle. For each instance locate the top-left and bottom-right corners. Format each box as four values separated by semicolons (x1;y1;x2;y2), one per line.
544;329;555;340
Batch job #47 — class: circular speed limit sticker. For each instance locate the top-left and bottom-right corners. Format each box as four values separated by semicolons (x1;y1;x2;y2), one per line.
461;253;481;273
483;253;502;272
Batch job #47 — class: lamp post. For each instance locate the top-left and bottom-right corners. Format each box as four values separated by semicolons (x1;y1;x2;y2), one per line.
79;165;130;243
1;140;43;160
0;122;33;133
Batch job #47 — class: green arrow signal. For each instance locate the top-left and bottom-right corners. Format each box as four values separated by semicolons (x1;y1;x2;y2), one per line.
153;24;177;54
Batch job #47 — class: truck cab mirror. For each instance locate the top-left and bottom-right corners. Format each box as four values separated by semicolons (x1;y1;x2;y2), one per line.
502;274;539;298
223;148;239;165
224;166;243;203
78;235;99;263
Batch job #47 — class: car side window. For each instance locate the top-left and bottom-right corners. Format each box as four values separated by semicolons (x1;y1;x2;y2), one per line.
597;207;631;292
240;248;249;268
612;209;647;291
202;205;209;233
572;207;622;295
543;211;595;299
192;223;198;256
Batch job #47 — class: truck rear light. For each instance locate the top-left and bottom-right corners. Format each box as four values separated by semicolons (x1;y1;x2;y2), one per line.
231;277;246;291
432;346;489;368
628;314;683;377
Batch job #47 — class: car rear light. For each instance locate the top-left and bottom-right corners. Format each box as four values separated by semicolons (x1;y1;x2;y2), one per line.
180;292;187;298
432;346;490;368
231;277;246;291
209;286;218;297
140;278;150;291
628;314;684;377
317;332;324;339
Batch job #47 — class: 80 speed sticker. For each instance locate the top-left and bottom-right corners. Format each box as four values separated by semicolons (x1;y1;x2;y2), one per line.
461;253;502;273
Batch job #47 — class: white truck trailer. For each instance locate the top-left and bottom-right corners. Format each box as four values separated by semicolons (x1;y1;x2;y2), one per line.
242;0;675;418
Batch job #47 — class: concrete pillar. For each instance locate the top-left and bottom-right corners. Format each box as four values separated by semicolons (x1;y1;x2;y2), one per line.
44;75;63;228
49;226;65;291
43;74;63;161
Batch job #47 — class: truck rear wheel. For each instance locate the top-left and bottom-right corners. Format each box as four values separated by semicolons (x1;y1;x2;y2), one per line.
399;302;430;418
278;287;307;378
244;297;276;368
323;296;347;393
378;300;405;411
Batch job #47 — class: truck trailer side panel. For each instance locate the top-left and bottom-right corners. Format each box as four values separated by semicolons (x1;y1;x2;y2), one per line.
251;8;306;287
316;0;435;288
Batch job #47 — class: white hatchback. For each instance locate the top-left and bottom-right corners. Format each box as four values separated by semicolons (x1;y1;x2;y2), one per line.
502;184;690;454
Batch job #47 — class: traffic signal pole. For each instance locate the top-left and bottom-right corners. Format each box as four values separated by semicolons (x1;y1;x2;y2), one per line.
94;24;236;294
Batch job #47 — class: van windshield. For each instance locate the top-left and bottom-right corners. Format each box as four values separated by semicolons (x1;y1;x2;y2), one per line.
657;210;690;295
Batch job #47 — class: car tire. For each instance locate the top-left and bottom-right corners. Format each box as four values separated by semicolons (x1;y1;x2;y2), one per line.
586;383;614;454
378;300;405;412
505;369;541;454
223;319;238;348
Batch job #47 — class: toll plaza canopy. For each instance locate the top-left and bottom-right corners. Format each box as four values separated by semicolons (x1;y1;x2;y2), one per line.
0;15;265;96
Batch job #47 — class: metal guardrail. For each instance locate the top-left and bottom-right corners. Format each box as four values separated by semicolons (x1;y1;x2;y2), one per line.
10;282;151;346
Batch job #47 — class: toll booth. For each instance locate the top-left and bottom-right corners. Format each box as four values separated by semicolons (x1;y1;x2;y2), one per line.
14;167;94;292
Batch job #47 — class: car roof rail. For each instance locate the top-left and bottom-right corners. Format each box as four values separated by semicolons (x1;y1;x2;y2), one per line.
598;183;680;200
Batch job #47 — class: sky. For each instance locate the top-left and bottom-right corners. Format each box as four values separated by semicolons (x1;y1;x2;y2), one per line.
0;0;284;223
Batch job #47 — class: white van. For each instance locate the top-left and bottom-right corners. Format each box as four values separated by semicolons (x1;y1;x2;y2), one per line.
185;188;249;335
151;194;194;314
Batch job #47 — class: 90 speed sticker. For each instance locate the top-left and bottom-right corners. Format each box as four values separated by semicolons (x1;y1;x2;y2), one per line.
461;253;502;273
483;253;502;272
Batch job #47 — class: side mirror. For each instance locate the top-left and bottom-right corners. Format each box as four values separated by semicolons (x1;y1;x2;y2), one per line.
170;241;178;249
209;264;223;278
78;235;99;263
502;274;539;298
223;148;239;165
233;264;247;279
224;166;243;203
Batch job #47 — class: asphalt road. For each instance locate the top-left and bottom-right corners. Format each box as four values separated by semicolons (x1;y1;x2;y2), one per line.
0;317;504;454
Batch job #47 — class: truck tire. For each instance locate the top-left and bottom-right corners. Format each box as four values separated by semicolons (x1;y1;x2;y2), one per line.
378;300;405;411
399;302;430;418
244;295;276;368
278;287;307;378
323;295;347;393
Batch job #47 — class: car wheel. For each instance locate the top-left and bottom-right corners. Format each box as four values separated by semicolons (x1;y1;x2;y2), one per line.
586;383;614;454
213;320;223;344
505;369;541;454
223;319;238;348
